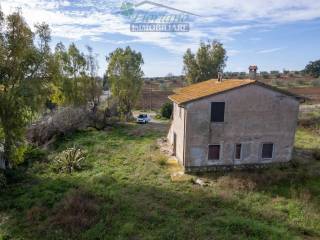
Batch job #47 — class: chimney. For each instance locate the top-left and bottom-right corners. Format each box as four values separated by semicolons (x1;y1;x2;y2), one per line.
217;72;223;82
249;65;258;80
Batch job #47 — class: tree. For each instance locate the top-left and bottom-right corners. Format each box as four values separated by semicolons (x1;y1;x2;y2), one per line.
107;47;144;120
183;49;199;84
305;60;320;78
160;102;173;119
64;43;87;105
183;40;227;84
102;73;109;90
85;46;102;105
0;11;52;166
51;43;102;108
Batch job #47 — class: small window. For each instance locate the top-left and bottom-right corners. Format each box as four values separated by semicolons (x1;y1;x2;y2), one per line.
235;144;242;160
211;102;225;122
262;143;274;159
208;145;220;160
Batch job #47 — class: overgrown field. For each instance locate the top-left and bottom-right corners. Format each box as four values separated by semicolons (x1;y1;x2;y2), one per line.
0;122;320;239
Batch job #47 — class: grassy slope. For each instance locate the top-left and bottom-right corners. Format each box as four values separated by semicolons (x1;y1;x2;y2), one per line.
0;124;320;240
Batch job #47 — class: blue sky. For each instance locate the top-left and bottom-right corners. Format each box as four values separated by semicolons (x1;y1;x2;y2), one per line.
1;0;320;77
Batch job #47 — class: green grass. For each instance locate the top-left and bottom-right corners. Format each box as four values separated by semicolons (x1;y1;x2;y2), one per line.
0;123;320;239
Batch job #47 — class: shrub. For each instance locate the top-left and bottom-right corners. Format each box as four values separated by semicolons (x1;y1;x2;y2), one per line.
0;171;7;190
160;102;173;119
27;107;90;145
24;145;47;163
50;188;100;235
152;153;167;166
312;79;320;87
26;206;48;223
27;105;119;146
312;149;320;161
53;147;86;173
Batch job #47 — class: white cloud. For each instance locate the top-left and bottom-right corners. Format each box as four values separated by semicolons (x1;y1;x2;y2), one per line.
249;37;261;41
171;0;320;23
1;0;320;55
257;47;285;54
228;49;241;56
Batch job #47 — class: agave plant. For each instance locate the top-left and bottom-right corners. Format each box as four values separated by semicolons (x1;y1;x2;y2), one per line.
54;147;86;173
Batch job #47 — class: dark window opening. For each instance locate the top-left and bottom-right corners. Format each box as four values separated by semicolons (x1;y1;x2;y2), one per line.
208;145;220;160
262;143;274;159
235;144;242;159
211;102;225;122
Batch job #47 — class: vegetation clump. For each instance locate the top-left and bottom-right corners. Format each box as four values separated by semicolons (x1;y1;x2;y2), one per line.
313;149;320;161
0;171;7;190
107;46;144;120
24;145;48;164
160;102;173;119
183;40;227;84
50;188;101;236
305;59;320;78
53;147;86;173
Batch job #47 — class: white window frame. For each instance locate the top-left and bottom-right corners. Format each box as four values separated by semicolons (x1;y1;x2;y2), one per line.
208;144;221;161
234;143;242;160
261;143;274;160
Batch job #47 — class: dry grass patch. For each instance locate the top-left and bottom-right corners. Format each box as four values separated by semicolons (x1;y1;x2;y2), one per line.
26;206;49;224
49;188;101;235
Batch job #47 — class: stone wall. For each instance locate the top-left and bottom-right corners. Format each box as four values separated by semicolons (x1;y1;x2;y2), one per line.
183;83;300;167
167;102;186;165
184;161;292;173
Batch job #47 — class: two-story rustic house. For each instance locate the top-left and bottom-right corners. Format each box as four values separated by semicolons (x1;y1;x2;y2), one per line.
167;78;302;172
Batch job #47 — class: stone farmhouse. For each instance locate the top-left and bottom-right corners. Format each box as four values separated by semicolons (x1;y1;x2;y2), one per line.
167;72;303;172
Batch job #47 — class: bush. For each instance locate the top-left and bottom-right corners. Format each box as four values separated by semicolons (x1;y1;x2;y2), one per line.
27;105;120;145
24;145;47;163
312;149;320;161
312;79;320;87
53;147;86;173
27;107;90;145
160;102;173;119
50;188;101;235
0;171;7;190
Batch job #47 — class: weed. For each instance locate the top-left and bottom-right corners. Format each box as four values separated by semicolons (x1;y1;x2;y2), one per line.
26;206;48;224
312;149;320;160
0;171;6;190
152;152;167;166
216;175;256;191
49;188;101;235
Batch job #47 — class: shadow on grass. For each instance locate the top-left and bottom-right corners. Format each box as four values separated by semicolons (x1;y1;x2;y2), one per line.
0;171;319;240
1;125;319;239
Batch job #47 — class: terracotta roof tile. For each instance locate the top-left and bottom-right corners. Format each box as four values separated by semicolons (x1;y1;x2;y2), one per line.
169;79;256;104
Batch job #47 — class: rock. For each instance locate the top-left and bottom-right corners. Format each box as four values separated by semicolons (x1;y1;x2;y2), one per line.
192;178;207;186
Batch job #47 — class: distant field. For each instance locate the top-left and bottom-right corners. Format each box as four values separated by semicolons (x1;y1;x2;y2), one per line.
289;87;320;103
137;76;320;110
136;90;174;110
